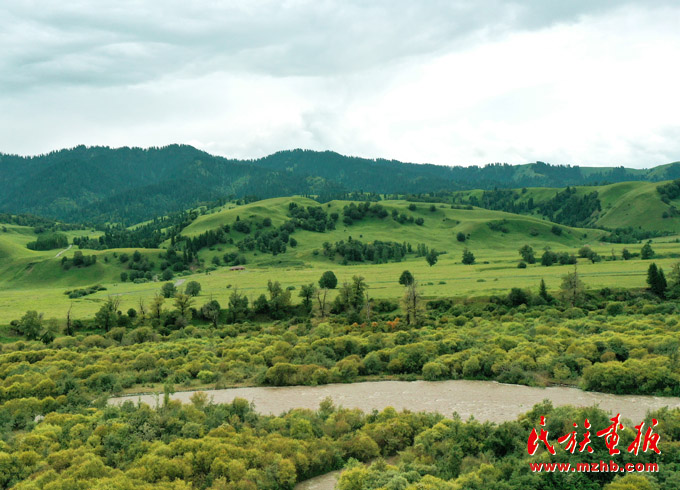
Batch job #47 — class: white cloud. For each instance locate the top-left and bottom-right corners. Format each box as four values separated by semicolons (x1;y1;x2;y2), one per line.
0;0;679;167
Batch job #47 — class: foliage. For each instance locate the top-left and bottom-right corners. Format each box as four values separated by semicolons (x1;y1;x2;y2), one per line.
161;283;178;298
641;242;655;260
399;270;414;286
184;281;202;297
647;263;668;298
319;271;338;290
26;232;68;251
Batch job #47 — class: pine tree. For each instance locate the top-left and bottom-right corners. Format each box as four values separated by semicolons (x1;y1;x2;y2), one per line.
647;263;667;298
539;279;552;303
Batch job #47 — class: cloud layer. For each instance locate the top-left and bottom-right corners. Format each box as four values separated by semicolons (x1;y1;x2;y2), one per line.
1;0;679;167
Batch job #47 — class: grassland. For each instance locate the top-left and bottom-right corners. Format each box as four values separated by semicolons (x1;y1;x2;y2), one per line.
1;194;678;325
458;180;680;232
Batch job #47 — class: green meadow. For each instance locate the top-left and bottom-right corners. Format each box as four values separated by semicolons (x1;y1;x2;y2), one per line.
1;194;678;324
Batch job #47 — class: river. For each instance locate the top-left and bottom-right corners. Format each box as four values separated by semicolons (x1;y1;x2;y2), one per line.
110;379;680;424
111;380;680;489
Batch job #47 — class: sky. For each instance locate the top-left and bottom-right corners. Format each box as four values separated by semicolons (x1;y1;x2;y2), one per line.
1;0;679;168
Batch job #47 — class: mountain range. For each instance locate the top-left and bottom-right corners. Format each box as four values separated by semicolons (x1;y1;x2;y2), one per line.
1;144;679;224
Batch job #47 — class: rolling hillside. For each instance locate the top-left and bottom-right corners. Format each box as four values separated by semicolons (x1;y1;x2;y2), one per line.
181;196;605;267
452;180;680;233
1;195;679;324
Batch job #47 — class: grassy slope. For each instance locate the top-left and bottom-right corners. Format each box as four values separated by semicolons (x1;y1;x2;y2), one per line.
1;196;678;324
459;180;680;232
0;223;162;289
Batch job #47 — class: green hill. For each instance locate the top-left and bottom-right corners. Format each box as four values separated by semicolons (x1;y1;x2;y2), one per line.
2;195;679;325
181;197;607;269
3;145;680;224
451;180;680;233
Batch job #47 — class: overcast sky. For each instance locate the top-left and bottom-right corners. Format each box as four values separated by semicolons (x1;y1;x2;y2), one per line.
1;0;679;167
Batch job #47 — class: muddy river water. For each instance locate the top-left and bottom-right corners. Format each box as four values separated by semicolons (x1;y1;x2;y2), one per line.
110;380;680;489
110;379;680;424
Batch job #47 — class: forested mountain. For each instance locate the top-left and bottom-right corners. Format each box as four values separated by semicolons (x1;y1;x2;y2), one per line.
1;144;679;223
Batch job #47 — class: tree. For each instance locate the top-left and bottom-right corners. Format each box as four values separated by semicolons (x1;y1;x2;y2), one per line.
137;298;147;322
161;282;177;298
668;262;680;297
541;250;556;266
399;270;414;286
185;281;202;296
519;245;536;264
622;248;632;260
641;242;655;260
319;271;338;289
299;283;316;313
401;282;423;325
18;310;43;340
40;320;58;345
174;292;195;320
539;279;552;303
95;297;121;332
560;268;585;306
334;276;367;319
267;280;291;319
647;263;667;298
462;248;475;265
316;271;337;318
316;290;329;318
65;303;74;336
507;288;530;306
150;294;165;319
456;232;466;242
426;249;439;266
201;299;221;328
227;288;249;323
73;250;85;267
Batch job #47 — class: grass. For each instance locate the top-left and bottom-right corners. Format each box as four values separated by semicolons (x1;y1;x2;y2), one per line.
454;180;680;232
0;195;678;324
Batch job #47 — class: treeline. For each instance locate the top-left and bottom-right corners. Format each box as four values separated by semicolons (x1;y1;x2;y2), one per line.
452;186;602;228
657;178;680;202
0;213;83;232
61;250;97;269
322;238;413;264
74;209;201;250
26;232;68;251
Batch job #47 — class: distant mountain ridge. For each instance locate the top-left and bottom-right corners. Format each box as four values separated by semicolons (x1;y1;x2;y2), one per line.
1;144;679;223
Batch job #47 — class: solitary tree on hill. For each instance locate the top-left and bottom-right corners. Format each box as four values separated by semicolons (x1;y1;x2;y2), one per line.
462;248;475;265
399;270;414;286
519;245;536;264
426;250;439;266
641;242;655;260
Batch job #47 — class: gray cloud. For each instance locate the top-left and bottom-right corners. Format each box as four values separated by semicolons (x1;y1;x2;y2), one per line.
0;0;679;166
3;0;669;90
